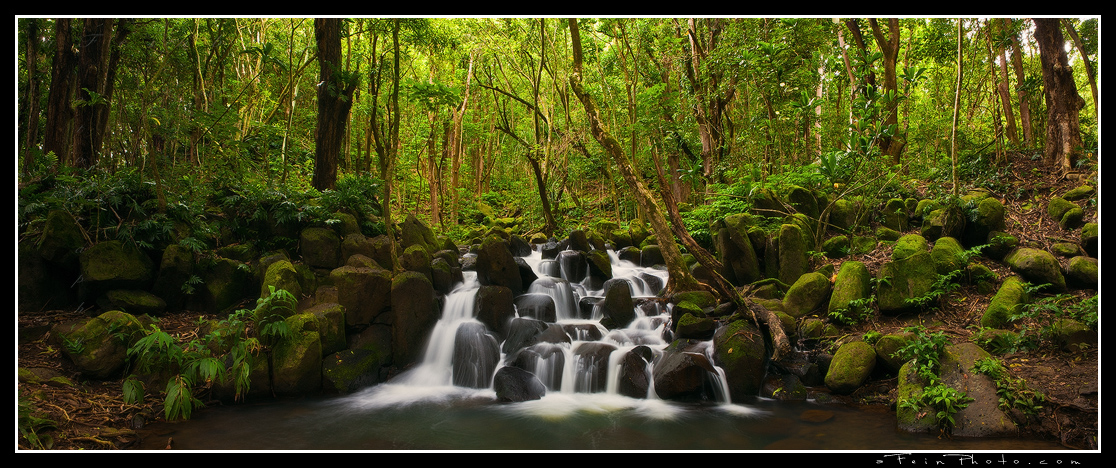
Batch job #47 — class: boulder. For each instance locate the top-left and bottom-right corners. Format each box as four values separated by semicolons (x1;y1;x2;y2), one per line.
330;265;392;327
201;257;257;315
390;271;439;367
715;214;762;285
897;343;1018;437
571;342;617;393
514;293;557;323
786;185;820;219
881;198;909;232
322;347;389;394
1065;256;1098;290
52;310;144;380
930;236;966;275
873;333;913;374
1004;248;1067;292
617;346;655;399
96;289;167;317
260;259;303;303
271;315;323;395
302;302;348;356
452;322;501;388
493;366;547;402
598;279;635;329
653;340;720;402
962;197;1006;248
824;340;876;395
1080;223;1098;257
981;276;1030;329
712;319;767;402
827;261;871;322
777;223;809;287
399;214;438;255
78;240;156;303
36;209;85;268
474;285;516;340
475;236;523;294
299;227;341;269
674;313;717;340
151;244;196;312
920;206;965;242
782;272;832;318
876;250;937;314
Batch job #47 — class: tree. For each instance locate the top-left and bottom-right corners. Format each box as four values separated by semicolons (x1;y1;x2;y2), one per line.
868;18;904;164
1032;18;1085;172
312;18;358;191
367;19;405;272
567;18;702;296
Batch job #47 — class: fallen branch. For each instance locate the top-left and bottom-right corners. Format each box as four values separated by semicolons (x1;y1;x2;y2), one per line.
742;297;791;362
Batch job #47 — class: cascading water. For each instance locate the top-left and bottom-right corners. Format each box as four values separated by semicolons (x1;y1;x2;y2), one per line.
358;244;753;419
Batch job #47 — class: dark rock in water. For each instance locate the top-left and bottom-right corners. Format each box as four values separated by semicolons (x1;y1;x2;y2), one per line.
762;374;809;401
493;366;546;402
507;342;567;390
638;272;664;296
474;285;516;340
617;246;641;264
556;250;588;283
579;296;602;320
652;341;719;402
514;294;557;323
509;235;533;257
501;317;550;355
561;323;604;342
712;319;768;402
476;236;523;295
452;322;501;388
572;342;617;393
515;257;538;291
390;271;439;367
598;279;635;329
617;345;655;399
639;244;664;268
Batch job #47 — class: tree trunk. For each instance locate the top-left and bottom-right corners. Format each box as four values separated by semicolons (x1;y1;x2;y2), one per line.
70;19;113;169
21;18;42;174
869;18;904;164
988;20;1019;146
568;18;701;296
1032;18;1085;172
313;18;357;191
1003;19;1034;146
1061;19;1098;123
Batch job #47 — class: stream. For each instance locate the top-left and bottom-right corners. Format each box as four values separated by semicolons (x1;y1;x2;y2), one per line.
134;247;1068;451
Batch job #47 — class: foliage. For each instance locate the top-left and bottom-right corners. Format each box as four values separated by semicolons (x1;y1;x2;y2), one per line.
18;396;57;449
124;287;296;420
972;357;1045;417
828;295;876;326
1005;291;1098;351
895;324;973;434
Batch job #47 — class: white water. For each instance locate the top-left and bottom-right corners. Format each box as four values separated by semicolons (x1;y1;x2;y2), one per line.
345;246;760;419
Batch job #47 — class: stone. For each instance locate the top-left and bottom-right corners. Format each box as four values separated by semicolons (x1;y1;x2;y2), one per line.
827;261;871;322
299;227;341;269
876;251;937;314
390;271;439;367
930;236;966;275
981;276;1029;329
1065;256;1098;290
1004;248;1067;292
824;340;876;394
493;366;546;402
782;272;832;318
712;320;767;402
777;223;809;287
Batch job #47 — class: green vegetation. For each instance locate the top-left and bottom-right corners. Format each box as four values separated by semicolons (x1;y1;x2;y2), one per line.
895;325;973;434
972;357;1046;418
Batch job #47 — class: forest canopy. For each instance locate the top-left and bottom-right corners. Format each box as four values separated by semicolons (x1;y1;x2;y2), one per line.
16;17;1099;246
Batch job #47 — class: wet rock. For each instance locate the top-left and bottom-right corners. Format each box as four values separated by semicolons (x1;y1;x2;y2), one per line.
654;340;719;402
452;322;501;388
617;346;655;399
824;340;876;394
390;271;439;367
827;261;870;321
712;320;767;402
493;366;546;402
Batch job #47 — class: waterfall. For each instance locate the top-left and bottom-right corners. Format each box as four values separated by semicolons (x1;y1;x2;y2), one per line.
382;245;737;410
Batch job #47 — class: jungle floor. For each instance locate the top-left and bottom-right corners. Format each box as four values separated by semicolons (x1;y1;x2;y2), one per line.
16;151;1098;451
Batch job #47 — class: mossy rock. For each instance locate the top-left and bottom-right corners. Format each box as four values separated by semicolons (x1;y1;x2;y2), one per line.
920;205;966;242
302;302;348;356
712;319;768;401
260;259;303;303
892;234;929;261
36;209;85;266
271;316;323;395
822;235;849;258
1051;242;1083;257
785;185;820;219
52;310;145;380
930;236;966;275
1059;207;1085;230
876;251;937;314
984;231;1019;261
1065;256;1097;290
799;318;840;342
875;226;901;241
1046;196;1078;223
827;261;871;320
96;289;167;317
782;272;832;318
777;223;809;287
1004;247;1067;292
980;276;1029;329
881;198;909;232
1081;222;1098;257
675;312;717;340
850;236;877;255
963;197;1006;248
78;240;156;302
299;226;341;269
873;333;913;374
824;340;877;395
750;187;787;218
1062;185;1095;202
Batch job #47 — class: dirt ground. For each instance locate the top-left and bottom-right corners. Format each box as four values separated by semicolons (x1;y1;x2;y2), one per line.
16;152;1098;451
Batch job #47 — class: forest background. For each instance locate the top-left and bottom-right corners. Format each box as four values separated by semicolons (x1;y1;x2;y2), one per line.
16;17;1098;254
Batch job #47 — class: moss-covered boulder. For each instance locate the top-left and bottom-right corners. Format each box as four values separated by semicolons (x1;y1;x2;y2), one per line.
892;234;929;261
711;320;768;402
299;226;341;269
962;197;1006;248
777;223;809;287
827;261;871;320
1046;196;1078;223
714;214;762;285
873;333;913;374
36;209;85;267
750;187;787;218
984;231;1019;261
782;272;832;318
628;219;651;248
1059;207;1085;230
875;226;901;241
399;213;438;255
78;240;156;303
322;346;391;394
475;235;523;295
202;257;257;314
920;205;966;242
930;236;966;275
786;185;820;219
876;250;937;314
151;244;196;312
271;314;323;395
1004;247;1067;292
302;302;348;356
390;271;439;367
260;259;303;303
1065;256;1098;290
340;233;394;271
881;198;909;232
1062;185;1095;201
675;312;717;340
1080;222;1098;257
897;343;1017;437
822;235;849;258
980;276;1029;329
824;340;877;394
401;243;433;281
52;310;145;380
